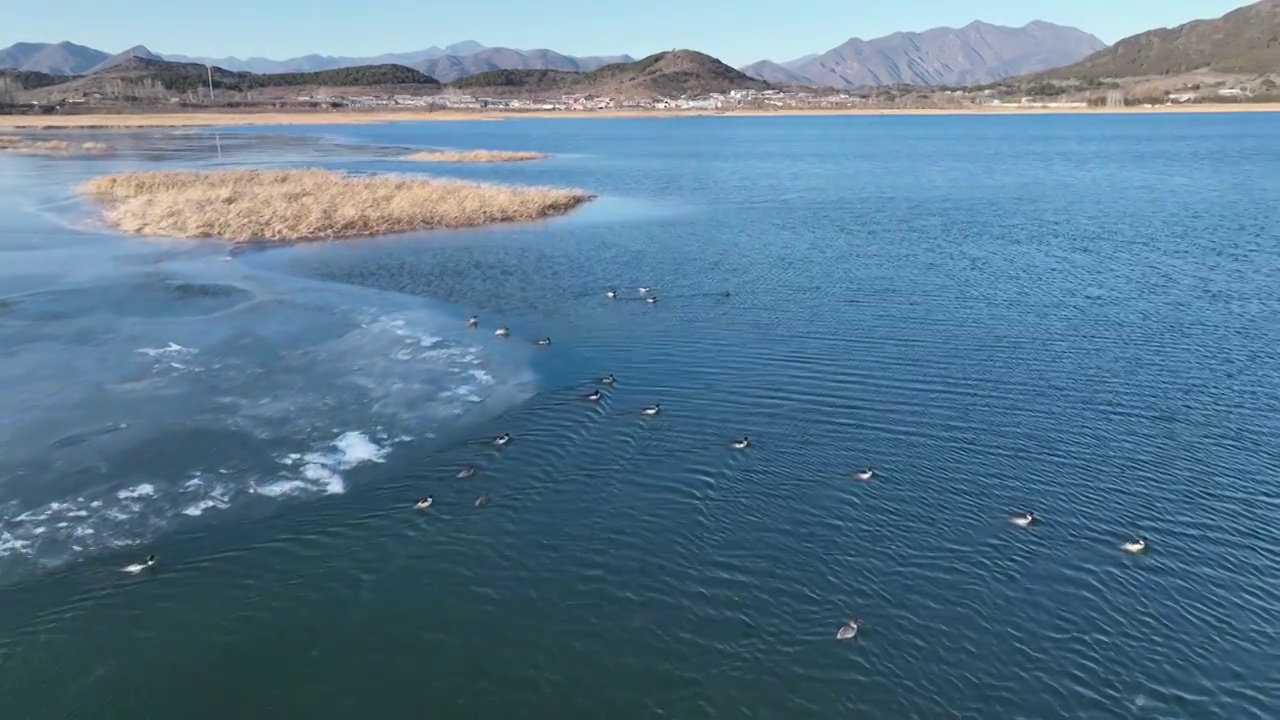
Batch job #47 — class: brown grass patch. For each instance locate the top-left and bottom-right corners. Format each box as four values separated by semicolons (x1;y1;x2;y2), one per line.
405;149;549;163
0;137;109;154
79;168;593;242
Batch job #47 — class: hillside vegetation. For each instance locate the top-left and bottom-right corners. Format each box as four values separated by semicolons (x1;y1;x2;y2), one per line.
101;58;440;93
10;58;441;103
1040;0;1280;79
455;50;768;96
0;69;70;90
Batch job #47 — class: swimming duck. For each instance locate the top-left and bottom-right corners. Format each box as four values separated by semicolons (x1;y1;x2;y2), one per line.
641;404;662;416
601;374;617;385
638;286;652;295
536;337;552;346
457;465;477;479
585;389;603;401
1011;512;1036;528
414;497;433;510
475;493;491;508
466;315;479;328
732;437;750;450
852;468;875;482
493;433;512;446
645;296;658;304
494;327;510;338
1122;538;1148;553
122;555;157;574
837;618;859;640
606;289;618;299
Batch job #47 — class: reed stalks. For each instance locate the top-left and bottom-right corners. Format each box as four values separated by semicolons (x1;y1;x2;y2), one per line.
80;168;593;242
404;149;549;162
0;137;109;154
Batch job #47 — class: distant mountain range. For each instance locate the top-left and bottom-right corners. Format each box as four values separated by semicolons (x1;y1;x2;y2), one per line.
14;5;1272;94
0;50;763;103
1040;0;1280;80
0;40;634;84
739;21;1106;87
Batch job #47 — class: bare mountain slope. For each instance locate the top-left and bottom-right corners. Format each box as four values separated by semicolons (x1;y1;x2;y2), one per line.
1040;1;1280;80
0;41;111;74
414;48;633;83
737;60;814;86
742;21;1104;87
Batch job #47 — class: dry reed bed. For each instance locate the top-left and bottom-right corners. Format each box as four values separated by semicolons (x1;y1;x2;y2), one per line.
404;149;549;163
79;168;594;242
0;137;109;155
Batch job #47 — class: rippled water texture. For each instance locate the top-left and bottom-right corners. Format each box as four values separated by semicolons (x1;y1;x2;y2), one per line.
1;116;1278;718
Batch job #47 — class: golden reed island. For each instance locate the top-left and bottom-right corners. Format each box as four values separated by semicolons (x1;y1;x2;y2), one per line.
404;149;548;162
0;136;110;154
80;168;593;242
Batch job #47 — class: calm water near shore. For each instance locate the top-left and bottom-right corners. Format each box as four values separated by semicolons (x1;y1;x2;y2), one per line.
1;114;1278;718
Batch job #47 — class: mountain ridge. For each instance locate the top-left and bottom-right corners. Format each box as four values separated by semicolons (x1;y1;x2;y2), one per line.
450;50;770;97
2;50;765;103
739;20;1105;87
1037;0;1280;80
0;40;636;80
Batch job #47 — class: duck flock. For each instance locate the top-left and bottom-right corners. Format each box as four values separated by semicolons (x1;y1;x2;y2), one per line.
122;284;1153;639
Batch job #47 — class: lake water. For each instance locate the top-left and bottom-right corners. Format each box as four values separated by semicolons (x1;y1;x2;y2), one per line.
1;114;1277;718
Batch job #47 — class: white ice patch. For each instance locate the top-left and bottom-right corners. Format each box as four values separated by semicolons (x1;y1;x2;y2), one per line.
253;431;389;498
1;297;534;573
0;430;399;562
116;483;157;500
135;342;202;374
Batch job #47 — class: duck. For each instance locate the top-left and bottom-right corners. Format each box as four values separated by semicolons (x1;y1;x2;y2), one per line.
852;468;875;482
1010;511;1036;528
414;497;433;510
605;289;618;299
122;555;157;574
638;286;652;295
536;337;552;346
732;437;750;450
836;618;859;640
641;404;662;416
475;493;491;508
466;315;479;328
457;465;477;479
585;389;603;401
493;433;512;447
601;374;617;385
494;327;511;338
1122;538;1149;553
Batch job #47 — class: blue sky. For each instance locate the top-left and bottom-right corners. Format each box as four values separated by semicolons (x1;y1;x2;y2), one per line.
2;0;1252;66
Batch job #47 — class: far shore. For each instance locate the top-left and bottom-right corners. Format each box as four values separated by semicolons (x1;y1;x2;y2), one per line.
2;102;1279;129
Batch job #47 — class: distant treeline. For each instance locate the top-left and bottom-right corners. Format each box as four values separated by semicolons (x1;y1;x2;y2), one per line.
0;70;72;90
143;63;440;93
2;61;441;96
451;68;576;89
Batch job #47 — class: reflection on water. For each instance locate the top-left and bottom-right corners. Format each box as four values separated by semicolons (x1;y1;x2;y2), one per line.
1;116;1279;719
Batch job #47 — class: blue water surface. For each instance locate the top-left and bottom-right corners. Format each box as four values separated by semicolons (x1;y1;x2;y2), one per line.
0;113;1277;719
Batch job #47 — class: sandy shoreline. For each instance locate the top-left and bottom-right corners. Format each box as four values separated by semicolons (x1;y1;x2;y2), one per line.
1;103;1278;129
